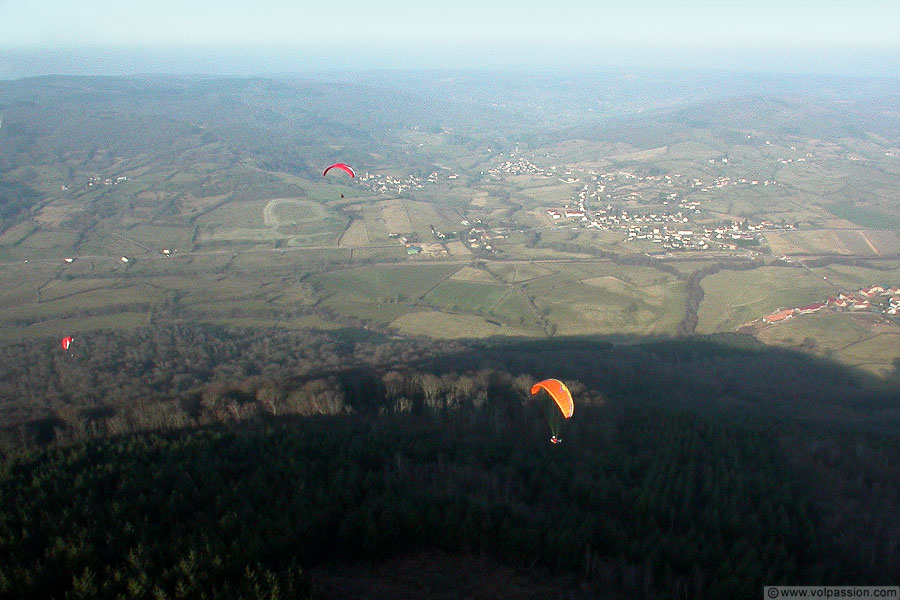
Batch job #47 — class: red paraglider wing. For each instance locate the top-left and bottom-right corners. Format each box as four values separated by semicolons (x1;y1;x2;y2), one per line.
61;336;73;350
323;163;355;178
530;379;574;418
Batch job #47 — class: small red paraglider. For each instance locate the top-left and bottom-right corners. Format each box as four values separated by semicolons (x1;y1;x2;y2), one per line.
323;163;355;178
61;336;74;351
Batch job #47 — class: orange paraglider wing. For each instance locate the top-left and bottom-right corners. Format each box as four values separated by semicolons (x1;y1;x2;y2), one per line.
530;379;574;418
61;336;73;350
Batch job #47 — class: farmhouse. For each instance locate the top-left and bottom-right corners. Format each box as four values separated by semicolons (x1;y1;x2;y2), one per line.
797;303;825;314
764;309;795;323
861;285;884;297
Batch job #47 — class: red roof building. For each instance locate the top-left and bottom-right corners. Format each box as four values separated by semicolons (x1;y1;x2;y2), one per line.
798;303;826;314
764;309;795;323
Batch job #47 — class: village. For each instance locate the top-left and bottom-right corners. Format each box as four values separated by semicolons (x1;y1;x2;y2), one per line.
694;173;778;191
761;285;900;325
486;156;556;178
341;147;845;262
476;151;796;254
357;170;459;195
60;174;129;191
541;167;793;252
355;148;803;256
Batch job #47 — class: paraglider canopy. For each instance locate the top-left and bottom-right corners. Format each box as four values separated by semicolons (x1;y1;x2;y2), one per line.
530;379;574;418
323;163;355;178
61;336;73;350
531;378;574;444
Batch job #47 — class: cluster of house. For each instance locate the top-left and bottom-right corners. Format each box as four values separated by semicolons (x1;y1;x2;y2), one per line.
577;171;687;206
487;158;687;193
388;231;454;257
548;169;677;222
547;188;592;222
679;199;701;212
487;157;552;177
625;225;709;250
693;175;776;192
708;219;795;240
519;159;805;254
358;171;459;195
405;242;447;257
546;207;588;221
61;175;128;192
429;224;456;241
466;223;506;253
763;285;900;323
546;198;783;251
763;304;826;323
828;286;900;314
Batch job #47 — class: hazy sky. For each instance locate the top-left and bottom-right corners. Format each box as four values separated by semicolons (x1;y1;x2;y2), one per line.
2;0;899;76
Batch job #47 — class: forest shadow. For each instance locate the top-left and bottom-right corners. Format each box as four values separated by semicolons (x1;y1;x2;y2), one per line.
5;326;900;446
388;331;900;434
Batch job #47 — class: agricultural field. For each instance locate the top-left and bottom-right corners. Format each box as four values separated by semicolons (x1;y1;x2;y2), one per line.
405;200;462;234
2;73;900;354
697;266;834;333
379;199;412;234
2;312;152;342
811;261;900;291
485;262;555;284
281;258;693;339
200;198;271;228
449;266;497;283
121;224;195;252
338;217;369;247
421;279;511;315
755;312;900;378
389;309;537;339
764;229;900;257
444;240;471;256
12;229;77;255
309;263;459;308
523;263;686;336
0;275;165;341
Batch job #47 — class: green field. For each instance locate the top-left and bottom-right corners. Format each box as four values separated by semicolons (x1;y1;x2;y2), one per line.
196;199;271;227
310;263;459;306
422;279;512;315
389;309;536;339
524;263;686;336
697;266;834;332
2;73;900;361
6;312;152;340
812;262;900;291
827;203;900;231
755;312;900;377
485;262;555;284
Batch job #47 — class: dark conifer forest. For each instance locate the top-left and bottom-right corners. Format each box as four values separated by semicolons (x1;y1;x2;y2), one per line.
1;326;898;598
